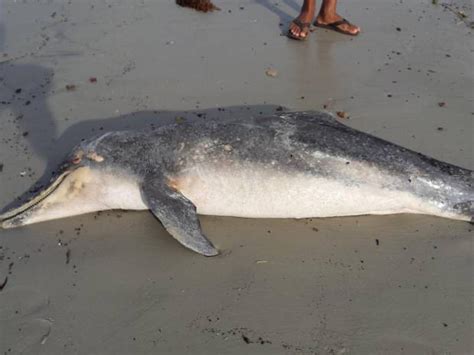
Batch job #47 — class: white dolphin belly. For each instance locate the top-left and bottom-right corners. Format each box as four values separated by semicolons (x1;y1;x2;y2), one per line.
173;165;451;219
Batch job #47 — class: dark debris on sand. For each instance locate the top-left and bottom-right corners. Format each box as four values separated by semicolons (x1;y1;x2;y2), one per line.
0;276;8;291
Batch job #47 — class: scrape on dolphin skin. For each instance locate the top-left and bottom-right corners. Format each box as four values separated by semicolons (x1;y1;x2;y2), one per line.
0;111;472;256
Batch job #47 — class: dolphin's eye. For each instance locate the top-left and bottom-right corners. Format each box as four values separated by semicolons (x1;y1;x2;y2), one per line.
71;150;84;164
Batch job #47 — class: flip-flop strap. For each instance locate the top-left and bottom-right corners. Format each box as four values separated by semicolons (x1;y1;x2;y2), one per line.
325;18;350;28
292;18;311;29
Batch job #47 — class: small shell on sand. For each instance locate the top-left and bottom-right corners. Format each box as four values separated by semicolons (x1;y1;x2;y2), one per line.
336;111;349;119
265;68;278;78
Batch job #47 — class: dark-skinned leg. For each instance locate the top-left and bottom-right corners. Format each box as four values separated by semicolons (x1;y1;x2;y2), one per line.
315;0;360;35
289;0;316;40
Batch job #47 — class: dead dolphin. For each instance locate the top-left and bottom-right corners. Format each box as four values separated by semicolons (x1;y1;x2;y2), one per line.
1;111;472;256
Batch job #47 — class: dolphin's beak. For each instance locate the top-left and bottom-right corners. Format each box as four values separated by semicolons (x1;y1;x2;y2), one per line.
0;168;74;229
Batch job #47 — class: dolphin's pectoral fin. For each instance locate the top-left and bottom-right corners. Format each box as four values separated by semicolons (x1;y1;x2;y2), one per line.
140;178;219;256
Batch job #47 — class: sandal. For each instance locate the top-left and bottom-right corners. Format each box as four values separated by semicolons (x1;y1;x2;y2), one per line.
314;18;360;36
288;19;311;41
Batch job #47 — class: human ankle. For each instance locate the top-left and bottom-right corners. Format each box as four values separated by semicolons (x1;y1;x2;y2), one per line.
318;9;338;21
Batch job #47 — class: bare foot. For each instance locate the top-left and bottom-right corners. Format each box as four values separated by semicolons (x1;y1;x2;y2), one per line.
288;11;315;40
315;13;360;35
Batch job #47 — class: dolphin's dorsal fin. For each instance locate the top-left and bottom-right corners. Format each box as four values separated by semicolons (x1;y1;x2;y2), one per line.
140;177;219;256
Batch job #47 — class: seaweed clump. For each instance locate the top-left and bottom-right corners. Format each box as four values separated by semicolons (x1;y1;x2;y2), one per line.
176;0;220;12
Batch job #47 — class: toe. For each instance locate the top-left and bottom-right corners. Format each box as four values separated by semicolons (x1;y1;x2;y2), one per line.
289;24;295;34
347;23;360;34
340;22;360;35
289;18;312;39
290;25;301;37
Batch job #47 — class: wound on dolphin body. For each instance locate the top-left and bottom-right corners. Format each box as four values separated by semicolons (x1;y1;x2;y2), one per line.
86;152;104;162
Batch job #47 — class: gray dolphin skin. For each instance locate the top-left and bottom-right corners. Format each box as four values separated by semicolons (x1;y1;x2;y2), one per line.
1;111;473;256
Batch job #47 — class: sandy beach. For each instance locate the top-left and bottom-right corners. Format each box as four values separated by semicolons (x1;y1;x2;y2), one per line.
0;0;472;354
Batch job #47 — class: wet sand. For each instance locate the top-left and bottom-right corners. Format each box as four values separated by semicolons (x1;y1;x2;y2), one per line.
0;0;472;354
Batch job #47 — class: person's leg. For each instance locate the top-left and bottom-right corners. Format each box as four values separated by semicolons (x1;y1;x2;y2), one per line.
316;0;360;35
288;0;316;40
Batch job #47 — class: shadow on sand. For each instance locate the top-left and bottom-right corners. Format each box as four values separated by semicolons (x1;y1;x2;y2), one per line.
254;0;304;35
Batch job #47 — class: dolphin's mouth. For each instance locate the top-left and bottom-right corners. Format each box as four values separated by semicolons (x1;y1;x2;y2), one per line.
0;169;73;227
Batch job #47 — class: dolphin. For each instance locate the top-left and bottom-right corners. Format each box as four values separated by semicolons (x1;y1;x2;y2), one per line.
1;111;472;256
